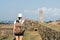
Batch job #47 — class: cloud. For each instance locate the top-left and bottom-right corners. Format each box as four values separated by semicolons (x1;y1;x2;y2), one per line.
23;7;60;15
23;7;60;16
40;7;60;21
39;7;60;16
23;7;60;21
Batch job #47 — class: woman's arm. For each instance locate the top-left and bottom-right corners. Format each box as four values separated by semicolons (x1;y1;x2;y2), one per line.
13;24;16;33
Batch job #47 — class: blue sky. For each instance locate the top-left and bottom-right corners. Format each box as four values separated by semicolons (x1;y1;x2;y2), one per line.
0;0;60;21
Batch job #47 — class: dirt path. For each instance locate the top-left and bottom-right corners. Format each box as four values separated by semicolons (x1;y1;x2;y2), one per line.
23;31;42;40
30;31;42;40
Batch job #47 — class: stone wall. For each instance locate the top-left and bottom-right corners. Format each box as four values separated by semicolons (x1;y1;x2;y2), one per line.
38;24;60;40
0;28;13;37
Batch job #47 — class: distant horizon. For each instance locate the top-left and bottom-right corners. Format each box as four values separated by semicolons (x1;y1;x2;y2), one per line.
0;18;60;22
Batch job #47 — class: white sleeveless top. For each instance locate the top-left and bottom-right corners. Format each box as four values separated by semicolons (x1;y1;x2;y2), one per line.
14;19;24;25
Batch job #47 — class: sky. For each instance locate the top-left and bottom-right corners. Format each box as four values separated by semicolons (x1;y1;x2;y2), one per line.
0;0;60;22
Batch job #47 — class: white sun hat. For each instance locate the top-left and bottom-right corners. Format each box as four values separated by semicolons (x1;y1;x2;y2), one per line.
18;13;22;17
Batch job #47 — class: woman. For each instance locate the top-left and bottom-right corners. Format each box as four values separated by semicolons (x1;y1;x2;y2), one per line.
13;13;25;40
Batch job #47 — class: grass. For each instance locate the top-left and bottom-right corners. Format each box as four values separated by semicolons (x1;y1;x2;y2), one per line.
46;23;60;31
0;24;41;40
0;23;60;40
0;24;13;28
40;23;60;31
0;31;42;40
23;31;30;40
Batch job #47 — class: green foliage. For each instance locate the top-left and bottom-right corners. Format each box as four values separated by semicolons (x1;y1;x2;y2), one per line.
46;21;53;23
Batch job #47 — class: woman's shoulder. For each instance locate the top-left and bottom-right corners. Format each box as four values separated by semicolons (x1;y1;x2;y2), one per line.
14;20;16;24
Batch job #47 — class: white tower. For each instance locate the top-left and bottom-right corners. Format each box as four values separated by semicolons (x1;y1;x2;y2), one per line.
39;9;43;23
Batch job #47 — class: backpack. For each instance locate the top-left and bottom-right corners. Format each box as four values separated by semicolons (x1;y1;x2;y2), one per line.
15;20;23;33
